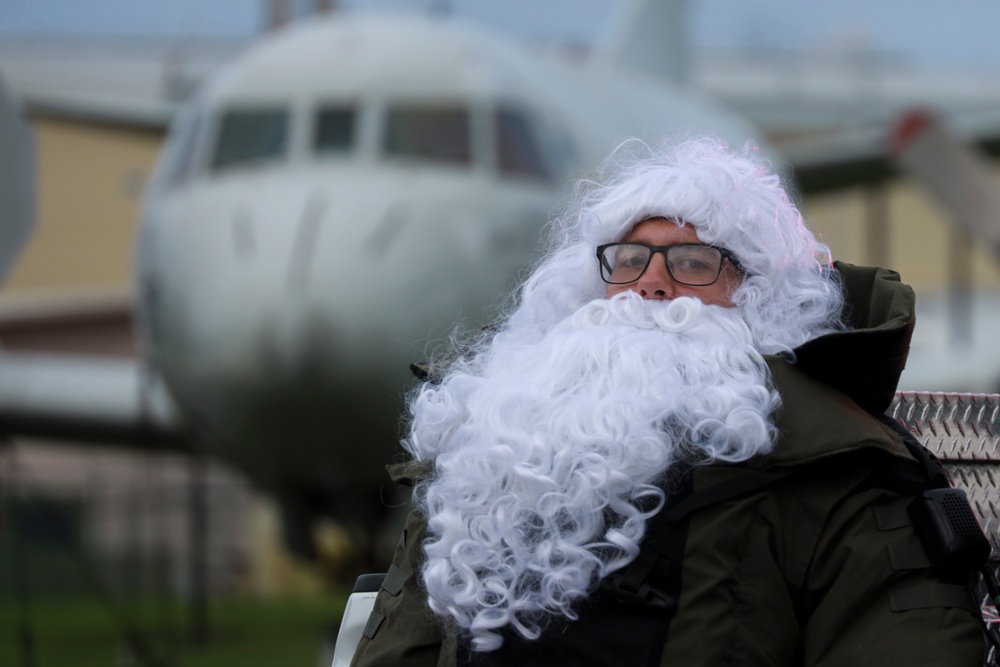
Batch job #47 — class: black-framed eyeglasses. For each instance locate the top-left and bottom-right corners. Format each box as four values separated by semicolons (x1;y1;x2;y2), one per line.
596;242;746;286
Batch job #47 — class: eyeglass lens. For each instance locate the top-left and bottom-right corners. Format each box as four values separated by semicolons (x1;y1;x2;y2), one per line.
600;243;724;285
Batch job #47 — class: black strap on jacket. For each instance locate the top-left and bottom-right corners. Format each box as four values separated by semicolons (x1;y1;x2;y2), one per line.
874;413;951;489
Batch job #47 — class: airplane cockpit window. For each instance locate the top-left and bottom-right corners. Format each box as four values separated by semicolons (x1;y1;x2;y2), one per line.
211;108;288;171
383;106;471;165
495;106;553;183
314;106;355;154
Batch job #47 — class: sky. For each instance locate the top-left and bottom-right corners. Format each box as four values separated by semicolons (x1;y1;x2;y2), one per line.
0;0;999;71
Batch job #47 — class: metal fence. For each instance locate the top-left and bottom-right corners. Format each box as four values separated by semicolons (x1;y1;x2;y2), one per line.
0;443;258;597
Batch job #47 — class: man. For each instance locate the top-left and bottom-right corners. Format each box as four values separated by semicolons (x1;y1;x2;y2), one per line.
352;138;985;666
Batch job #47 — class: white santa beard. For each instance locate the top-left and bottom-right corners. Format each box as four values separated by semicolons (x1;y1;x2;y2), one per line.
406;292;780;651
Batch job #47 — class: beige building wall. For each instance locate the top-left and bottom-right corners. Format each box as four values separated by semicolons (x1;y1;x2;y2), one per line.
2;115;162;294
0;114;292;596
804;170;1000;294
0;113;339;597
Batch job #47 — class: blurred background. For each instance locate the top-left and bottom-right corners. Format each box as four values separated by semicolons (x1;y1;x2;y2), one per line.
1;1;999;665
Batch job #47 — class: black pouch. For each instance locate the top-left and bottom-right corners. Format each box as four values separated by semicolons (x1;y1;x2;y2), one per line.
908;487;992;583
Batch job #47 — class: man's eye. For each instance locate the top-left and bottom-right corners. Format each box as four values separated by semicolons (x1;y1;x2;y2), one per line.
677;258;710;271
618;254;646;268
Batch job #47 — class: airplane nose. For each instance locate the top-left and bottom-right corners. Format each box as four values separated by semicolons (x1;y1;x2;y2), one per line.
248;194;345;383
236;189;412;387
258;300;340;384
144;181;346;391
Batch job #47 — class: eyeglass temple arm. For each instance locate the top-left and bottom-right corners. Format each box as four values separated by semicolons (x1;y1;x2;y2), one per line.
598;251;614;274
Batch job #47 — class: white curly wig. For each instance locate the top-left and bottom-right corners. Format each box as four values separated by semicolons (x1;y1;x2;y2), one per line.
403;137;847;652
513;136;846;354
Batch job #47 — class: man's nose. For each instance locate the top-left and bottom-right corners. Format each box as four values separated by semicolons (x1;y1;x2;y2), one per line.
636;252;677;300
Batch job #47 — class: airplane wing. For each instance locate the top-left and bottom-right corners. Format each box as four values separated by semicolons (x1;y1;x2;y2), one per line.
890;109;1000;257
782;111;1000;196
0;351;189;450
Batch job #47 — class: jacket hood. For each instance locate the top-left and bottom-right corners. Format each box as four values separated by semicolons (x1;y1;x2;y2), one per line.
760;262;916;466
790;261;915;416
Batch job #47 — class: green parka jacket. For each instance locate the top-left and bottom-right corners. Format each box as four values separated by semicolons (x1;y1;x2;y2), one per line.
352;262;986;667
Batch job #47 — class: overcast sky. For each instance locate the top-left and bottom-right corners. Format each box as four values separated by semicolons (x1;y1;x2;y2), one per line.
0;0;998;71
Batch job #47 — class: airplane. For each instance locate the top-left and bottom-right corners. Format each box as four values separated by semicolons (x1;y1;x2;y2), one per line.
889;109;1000;394
0;1;773;565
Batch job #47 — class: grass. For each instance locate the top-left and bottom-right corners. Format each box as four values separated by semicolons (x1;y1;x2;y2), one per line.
0;594;350;667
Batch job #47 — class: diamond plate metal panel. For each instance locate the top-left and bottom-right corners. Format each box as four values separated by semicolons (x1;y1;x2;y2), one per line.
888;392;1000;550
888;393;1000;462
888;393;1000;663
